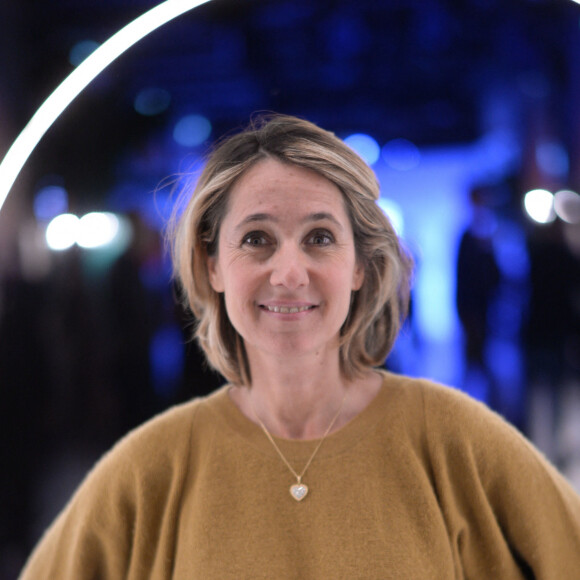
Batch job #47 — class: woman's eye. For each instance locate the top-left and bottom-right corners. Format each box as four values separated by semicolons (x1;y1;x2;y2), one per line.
242;232;269;247
308;231;334;245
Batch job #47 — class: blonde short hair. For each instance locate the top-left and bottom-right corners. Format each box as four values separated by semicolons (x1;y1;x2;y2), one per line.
169;114;413;385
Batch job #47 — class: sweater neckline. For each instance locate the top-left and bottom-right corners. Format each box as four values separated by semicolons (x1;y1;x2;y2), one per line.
203;370;392;463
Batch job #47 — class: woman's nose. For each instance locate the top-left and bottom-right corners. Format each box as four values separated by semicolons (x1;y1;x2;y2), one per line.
269;243;309;289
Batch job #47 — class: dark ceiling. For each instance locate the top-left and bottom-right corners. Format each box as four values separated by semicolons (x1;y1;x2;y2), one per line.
0;0;578;211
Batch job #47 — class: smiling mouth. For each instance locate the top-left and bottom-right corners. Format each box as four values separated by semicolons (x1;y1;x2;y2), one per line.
261;305;316;314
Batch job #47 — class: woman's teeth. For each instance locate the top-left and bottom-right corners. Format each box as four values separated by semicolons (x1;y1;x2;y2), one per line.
264;305;313;313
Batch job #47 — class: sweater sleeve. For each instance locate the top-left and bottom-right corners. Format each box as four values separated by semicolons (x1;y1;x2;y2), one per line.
421;382;580;579
18;402;198;580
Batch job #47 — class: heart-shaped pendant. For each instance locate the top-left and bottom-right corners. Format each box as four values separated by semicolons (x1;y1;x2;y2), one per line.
290;483;308;501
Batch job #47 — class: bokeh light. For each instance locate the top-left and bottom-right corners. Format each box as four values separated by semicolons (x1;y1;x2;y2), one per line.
381;138;421;171
554;189;580;224
173;114;212;147
45;213;80;251
33;185;69;221
45;212;124;250
535;141;569;178
523;189;556;224
77;212;120;249
134;87;171;116
69;40;100;67
344;133;380;166
377;198;405;236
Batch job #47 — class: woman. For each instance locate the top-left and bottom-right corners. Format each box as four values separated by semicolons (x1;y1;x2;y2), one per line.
21;114;580;578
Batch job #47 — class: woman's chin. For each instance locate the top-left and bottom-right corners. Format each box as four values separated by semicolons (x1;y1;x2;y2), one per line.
245;334;340;366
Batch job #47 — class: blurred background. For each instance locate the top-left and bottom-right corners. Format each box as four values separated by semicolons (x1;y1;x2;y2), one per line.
1;0;580;576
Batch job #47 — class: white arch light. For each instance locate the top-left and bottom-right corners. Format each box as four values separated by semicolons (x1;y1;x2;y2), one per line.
0;0;213;214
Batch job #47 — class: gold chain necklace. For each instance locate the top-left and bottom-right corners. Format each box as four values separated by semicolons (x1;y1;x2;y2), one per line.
250;392;347;501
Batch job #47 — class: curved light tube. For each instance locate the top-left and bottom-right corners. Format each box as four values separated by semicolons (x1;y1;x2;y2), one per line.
0;0;212;213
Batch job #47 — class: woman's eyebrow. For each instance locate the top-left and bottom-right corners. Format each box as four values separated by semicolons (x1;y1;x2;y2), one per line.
306;212;343;229
233;213;275;233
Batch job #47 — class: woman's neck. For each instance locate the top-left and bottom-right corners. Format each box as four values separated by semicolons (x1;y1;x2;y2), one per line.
229;353;382;440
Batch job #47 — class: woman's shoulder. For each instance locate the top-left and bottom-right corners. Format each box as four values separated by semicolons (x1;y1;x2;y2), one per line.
101;385;229;472
59;386;228;509
42;387;230;530
381;371;506;429
19;391;230;578
382;371;573;487
378;370;533;460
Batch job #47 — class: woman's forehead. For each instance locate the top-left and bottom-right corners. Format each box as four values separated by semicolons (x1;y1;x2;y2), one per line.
224;158;348;218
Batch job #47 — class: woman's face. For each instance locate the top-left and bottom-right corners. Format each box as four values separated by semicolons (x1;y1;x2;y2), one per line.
207;158;364;365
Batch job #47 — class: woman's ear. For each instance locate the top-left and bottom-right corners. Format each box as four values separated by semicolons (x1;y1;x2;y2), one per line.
207;255;225;293
352;261;365;291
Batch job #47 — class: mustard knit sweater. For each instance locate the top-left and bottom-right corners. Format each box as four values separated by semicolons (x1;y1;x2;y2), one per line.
20;372;580;579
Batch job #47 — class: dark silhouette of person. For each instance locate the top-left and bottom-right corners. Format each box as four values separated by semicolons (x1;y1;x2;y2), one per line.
456;187;501;405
